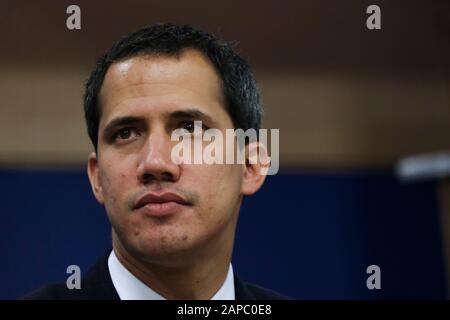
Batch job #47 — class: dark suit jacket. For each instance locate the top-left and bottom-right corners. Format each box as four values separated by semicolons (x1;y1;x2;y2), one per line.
22;251;289;300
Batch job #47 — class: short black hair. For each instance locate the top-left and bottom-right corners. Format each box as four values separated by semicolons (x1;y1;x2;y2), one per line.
83;23;263;150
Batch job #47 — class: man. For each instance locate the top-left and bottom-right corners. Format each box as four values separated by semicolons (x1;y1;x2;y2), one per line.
24;23;287;300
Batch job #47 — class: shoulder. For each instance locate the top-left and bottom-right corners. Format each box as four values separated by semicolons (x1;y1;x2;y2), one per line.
21;283;76;300
21;281;118;300
242;282;291;300
20;251;119;300
234;274;291;300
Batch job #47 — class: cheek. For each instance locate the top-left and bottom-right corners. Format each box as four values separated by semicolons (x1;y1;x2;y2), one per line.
200;165;243;232
188;163;242;207
99;158;135;210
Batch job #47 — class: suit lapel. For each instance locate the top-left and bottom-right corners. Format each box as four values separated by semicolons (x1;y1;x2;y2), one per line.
234;274;256;300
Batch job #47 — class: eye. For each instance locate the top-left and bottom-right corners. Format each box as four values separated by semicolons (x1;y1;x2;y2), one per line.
182;121;196;133
115;127;139;141
181;121;208;133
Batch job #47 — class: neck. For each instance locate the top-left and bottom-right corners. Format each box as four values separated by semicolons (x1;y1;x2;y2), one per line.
112;234;233;300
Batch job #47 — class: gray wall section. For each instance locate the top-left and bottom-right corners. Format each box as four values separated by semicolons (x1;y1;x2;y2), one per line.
1;0;450;168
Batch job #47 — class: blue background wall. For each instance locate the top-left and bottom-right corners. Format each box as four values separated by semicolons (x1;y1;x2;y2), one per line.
0;169;446;299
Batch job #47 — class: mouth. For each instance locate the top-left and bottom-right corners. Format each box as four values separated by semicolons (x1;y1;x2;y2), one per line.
133;192;191;217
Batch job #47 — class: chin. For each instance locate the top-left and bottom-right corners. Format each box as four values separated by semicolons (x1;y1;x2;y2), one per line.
130;233;201;263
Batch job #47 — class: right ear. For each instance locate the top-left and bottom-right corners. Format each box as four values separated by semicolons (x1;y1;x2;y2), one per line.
87;152;104;204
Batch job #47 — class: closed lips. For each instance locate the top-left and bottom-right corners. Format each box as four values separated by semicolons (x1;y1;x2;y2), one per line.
134;192;190;209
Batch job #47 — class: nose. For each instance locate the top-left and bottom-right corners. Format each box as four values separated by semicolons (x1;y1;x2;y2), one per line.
136;128;181;184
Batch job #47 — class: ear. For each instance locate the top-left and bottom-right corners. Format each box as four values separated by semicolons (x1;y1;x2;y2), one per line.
87;152;104;204
241;141;270;196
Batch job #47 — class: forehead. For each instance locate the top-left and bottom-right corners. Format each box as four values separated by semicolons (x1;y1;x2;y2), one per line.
98;49;230;128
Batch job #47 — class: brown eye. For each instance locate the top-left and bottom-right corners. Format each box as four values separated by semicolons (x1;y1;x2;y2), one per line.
117;128;134;140
181;121;208;133
183;121;195;133
118;128;131;139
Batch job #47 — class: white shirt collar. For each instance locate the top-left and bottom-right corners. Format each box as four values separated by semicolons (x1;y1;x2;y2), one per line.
108;250;235;300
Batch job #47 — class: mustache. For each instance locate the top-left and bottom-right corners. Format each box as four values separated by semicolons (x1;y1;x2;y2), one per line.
126;184;199;209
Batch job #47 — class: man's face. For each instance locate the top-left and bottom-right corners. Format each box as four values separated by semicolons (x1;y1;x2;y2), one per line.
87;49;253;265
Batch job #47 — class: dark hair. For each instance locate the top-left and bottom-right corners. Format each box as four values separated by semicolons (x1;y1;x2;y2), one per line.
83;23;263;150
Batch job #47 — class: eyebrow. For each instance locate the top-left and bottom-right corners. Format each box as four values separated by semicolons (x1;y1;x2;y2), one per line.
169;109;215;124
101;109;217;140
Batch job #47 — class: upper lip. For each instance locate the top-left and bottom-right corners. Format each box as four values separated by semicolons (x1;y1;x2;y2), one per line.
134;192;190;209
